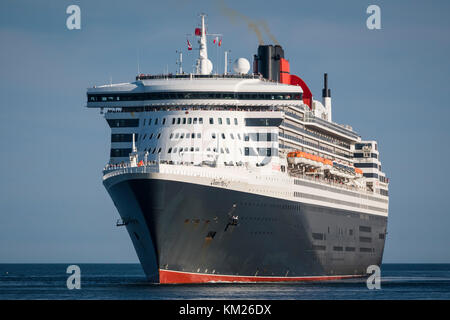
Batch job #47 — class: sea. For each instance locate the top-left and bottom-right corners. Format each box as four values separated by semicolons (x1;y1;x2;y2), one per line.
0;264;449;300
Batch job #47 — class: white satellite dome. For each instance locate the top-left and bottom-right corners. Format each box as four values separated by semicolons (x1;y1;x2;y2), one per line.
233;58;250;74
200;58;213;75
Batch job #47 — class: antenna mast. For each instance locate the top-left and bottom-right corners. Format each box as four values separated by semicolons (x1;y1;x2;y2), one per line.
224;50;230;75
176;50;183;74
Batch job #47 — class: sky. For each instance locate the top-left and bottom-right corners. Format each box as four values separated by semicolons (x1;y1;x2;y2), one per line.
0;0;449;263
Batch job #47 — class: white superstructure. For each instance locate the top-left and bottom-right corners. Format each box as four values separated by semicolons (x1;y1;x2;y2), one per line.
86;15;389;217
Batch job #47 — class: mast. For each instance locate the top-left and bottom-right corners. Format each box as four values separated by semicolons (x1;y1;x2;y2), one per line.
322;73;332;122
176;50;183;74
196;14;212;75
224;50;228;75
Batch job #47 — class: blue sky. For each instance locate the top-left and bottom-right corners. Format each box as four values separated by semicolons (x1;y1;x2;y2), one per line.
0;0;449;263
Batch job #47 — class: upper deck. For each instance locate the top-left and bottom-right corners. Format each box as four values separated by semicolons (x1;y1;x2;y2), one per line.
86;74;304;108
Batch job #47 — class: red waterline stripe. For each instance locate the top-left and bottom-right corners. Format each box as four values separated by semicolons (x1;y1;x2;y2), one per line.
159;269;362;284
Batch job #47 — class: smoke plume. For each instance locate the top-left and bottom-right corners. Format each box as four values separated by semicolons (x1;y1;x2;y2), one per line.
259;20;279;46
217;0;265;45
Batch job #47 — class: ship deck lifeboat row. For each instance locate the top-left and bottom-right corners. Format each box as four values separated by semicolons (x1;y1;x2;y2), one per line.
287;151;333;169
287;151;363;178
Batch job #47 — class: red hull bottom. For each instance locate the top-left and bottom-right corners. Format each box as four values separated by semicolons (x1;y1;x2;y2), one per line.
159;269;363;284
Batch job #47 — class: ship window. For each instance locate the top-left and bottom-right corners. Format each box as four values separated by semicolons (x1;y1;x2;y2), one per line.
106;119;139;128
193;118;198;124
162;118;166;125
220;148;224;154
218;118;223;125
110;148;132;157
175;133;179;139
237;133;241;140
180;133;184;139
244;118;283;127
111;134;137;143
212;133;216;139
221;133;226;139
354;163;378;168
230;133;234;139
244;134;249;141
312;233;324;240
209;118;214;124
188;118;192;124
148;133;153;139
158;148;162;153
172;118;176;125
199;118;203;124
226;118;230;125
169;133;173;139
184;147;188;151
197;133;201;138
173;147;177;153
152;148;156;154
143;119;146;126
88;91;304;102
190;147;194;152
234;118;238;125
225;148;230;154
195;147;199;152
168;148;172;153
359;226;371;232
177;118;181;124
244;147;249;156
157;133;161;139
142;134;146;140
155;118;158;125
183;118;186;124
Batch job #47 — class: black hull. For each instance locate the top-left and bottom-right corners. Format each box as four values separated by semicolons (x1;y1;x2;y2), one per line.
104;174;387;283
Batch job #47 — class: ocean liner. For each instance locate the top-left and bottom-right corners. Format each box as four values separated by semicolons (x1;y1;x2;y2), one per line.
86;15;389;283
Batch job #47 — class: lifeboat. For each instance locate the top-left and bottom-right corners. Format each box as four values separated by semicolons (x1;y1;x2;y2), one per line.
354;167;363;177
322;158;333;169
287;151;324;168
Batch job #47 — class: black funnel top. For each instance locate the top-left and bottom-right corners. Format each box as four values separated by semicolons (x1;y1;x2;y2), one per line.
322;73;331;98
255;45;284;82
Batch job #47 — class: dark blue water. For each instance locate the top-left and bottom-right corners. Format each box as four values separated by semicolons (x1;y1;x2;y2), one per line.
0;264;449;300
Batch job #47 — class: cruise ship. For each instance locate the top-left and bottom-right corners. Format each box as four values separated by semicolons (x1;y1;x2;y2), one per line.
86;15;389;283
